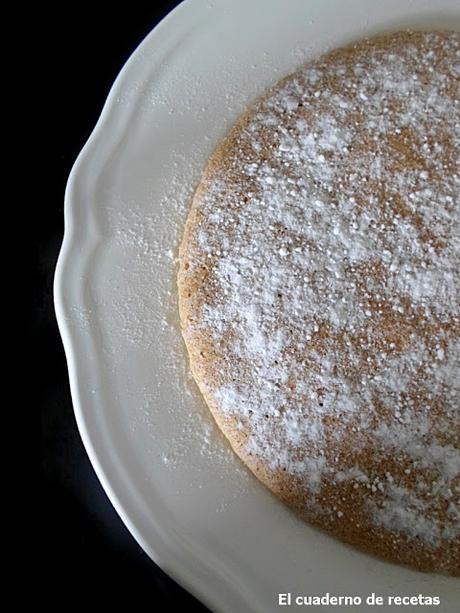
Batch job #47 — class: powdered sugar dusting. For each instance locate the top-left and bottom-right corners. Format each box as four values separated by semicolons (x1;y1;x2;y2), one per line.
181;31;460;555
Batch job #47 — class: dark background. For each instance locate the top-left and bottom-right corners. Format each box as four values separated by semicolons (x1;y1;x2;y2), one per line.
39;2;210;609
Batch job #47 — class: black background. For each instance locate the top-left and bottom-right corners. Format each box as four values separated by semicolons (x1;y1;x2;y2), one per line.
39;2;210;610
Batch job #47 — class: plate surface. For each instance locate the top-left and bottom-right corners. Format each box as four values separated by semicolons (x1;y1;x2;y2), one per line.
55;1;460;611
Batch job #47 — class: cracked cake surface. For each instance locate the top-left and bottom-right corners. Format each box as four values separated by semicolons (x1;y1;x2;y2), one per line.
178;30;460;575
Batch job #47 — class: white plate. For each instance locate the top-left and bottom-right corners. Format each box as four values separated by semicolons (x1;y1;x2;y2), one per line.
55;1;460;611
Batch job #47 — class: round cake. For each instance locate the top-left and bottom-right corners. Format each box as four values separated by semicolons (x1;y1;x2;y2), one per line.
178;31;460;575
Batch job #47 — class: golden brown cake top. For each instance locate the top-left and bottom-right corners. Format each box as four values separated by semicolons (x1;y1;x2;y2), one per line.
179;31;460;572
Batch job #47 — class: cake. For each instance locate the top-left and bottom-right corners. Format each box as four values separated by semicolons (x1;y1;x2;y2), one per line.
178;31;460;575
